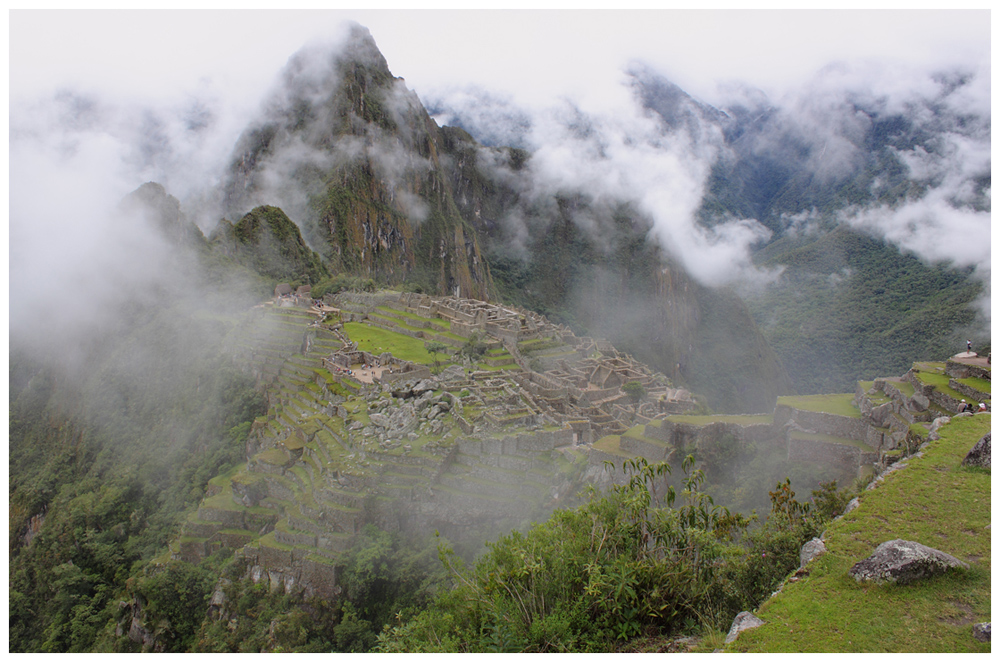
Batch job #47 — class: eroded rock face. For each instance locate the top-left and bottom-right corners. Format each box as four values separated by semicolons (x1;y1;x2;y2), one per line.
962;433;990;468
725;611;765;644
848;539;969;585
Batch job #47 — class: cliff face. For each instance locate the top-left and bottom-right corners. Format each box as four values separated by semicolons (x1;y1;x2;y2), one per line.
222;25;491;300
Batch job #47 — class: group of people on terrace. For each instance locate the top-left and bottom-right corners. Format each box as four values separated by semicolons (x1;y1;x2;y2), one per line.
957;399;988;414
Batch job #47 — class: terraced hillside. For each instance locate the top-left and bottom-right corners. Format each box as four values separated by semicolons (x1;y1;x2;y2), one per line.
589;355;989;516
179;289;990;602
177;297;601;596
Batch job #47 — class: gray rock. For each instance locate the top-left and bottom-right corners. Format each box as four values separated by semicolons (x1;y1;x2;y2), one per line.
725;611;765;644
413;379;436;395
800;537;826;568
439;365;465;381
843;496;860;516
972;622;991;642
848;539;969;585
962;433;990;468
910;392;930;411
929;416;950;434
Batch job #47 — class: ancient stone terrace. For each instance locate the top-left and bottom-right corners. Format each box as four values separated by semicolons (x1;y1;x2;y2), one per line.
181;291;701;599
326;290;690;428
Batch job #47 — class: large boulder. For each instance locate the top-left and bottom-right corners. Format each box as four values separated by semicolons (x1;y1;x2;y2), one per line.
725;611;765;644
962;433;990;468
972;622;991;643
848;539;969;585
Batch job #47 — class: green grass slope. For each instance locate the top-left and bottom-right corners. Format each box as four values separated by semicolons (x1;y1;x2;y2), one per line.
724;414;991;653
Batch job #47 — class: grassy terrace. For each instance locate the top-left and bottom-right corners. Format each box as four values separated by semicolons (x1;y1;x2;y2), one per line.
622;425;670;447
375;305;450;329
912;369;970;402
777;393;861;418
788;430;874;452
517;337;563;352
890;379;915;397
343;322;440;365
955;376;991;395
725;414;991;653
665;413;774;426
592;435;634;457
858;382;892;406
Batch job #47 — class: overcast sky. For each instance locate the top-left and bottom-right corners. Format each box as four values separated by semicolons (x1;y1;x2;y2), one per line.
8;8;992;322
11;9;990;112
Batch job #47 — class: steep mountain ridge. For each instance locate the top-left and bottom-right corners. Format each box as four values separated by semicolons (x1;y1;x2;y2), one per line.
222;24;492;300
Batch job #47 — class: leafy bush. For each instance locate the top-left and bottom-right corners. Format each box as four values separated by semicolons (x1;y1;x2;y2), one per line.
377;460;848;652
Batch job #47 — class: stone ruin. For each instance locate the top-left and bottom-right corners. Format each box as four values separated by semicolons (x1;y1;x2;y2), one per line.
326;290;693;438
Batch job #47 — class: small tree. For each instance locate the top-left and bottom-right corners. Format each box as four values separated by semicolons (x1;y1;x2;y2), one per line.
622;380;646;419
457;334;487;362
424;341;448;371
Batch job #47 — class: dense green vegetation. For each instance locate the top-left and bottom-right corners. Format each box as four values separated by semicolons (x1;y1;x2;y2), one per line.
228;205;328;284
9;311;266;652
745;225;983;395
376;458;851;652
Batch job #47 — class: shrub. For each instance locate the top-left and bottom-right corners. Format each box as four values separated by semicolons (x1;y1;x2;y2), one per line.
378;462;845;652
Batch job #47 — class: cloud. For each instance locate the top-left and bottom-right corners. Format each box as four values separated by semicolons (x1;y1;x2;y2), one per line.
834;64;990;290
10;98;184;365
425;86;533;148
442;67;777;288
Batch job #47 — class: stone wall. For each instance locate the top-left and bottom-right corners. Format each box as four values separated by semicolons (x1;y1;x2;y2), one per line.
787;436;878;471
945;359;991;381
949;379;991;403
773;404;869;441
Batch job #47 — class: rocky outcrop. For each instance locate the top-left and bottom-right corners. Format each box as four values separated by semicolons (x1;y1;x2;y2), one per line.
972;622;991;643
961;433;990;468
848;539;969;585
725;611;765;644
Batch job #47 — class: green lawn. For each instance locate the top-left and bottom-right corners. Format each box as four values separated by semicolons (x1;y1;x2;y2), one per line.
777;393;861;418
593;435;631;456
376;305;450;329
726;414;991;653
890;380;915;397
343;322;446;365
788;430;874;452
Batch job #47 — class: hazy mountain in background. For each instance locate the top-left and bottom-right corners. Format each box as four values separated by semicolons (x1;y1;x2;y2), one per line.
428;53;989;395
